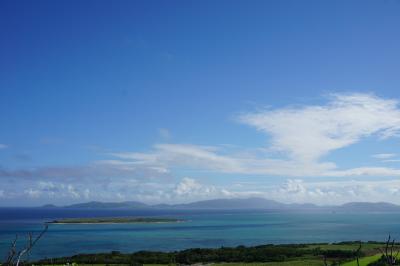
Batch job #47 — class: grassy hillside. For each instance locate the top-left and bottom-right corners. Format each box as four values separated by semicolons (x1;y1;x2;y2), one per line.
32;242;393;266
342;254;383;266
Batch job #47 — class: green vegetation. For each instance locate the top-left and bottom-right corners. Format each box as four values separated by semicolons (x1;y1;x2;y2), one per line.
33;242;395;266
342;254;383;266
212;261;324;266
48;217;183;224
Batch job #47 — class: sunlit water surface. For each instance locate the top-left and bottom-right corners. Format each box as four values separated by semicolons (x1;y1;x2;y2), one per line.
0;208;399;259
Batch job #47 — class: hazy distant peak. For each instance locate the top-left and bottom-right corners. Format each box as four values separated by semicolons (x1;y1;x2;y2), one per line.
51;198;400;212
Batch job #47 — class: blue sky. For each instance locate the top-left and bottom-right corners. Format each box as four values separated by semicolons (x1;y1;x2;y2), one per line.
1;0;400;206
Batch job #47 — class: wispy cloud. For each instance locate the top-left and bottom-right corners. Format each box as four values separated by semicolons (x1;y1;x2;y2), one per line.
271;179;400;205
173;177;231;200
22;182;89;200
0;144;8;149
0;161;169;182
158;128;171;140
8;176;400;205
239;93;400;162
105;93;400;178
4;93;400;183
3;93;400;204
2;177;230;204
382;159;400;163
109;143;337;176
237;93;400;176
371;153;400;163
372;153;397;159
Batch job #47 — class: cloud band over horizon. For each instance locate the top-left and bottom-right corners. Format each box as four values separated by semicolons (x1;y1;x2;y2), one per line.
2;93;400;205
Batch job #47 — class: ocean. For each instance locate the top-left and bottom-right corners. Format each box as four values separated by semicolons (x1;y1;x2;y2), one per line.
0;208;399;260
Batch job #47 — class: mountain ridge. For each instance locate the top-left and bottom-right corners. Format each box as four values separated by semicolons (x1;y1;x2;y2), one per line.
41;197;400;212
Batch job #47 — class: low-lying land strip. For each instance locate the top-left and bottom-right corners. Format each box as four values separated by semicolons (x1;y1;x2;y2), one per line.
48;217;184;224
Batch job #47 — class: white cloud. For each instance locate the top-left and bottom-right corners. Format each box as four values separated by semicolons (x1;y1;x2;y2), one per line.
25;188;41;198
83;188;90;199
133;178;400;205
104;93;400;178
224;178;400;205
239;93;400;162
18;182;90;200
0;144;8;149
280;179;307;194
272;179;400;205
372;153;397;159
67;184;80;199
19;177;231;204
107;146;400;178
5;92;400;205
172;177;229;200
4;92;400;183
7;175;400;205
110;144;240;172
109;143;337;177
174;177;207;196
326;167;400;177
237;93;400;176
158;128;171;140
382;159;400;163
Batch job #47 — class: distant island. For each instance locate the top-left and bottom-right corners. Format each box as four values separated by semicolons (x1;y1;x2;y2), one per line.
40;197;400;212
48;217;184;224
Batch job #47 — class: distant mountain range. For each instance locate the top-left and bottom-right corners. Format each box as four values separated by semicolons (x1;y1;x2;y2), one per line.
41;197;400;212
65;201;149;209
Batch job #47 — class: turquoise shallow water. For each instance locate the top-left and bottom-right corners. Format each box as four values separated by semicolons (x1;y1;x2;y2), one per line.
1;208;400;260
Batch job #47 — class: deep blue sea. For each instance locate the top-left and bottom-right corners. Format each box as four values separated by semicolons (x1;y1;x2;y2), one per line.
1;208;400;260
